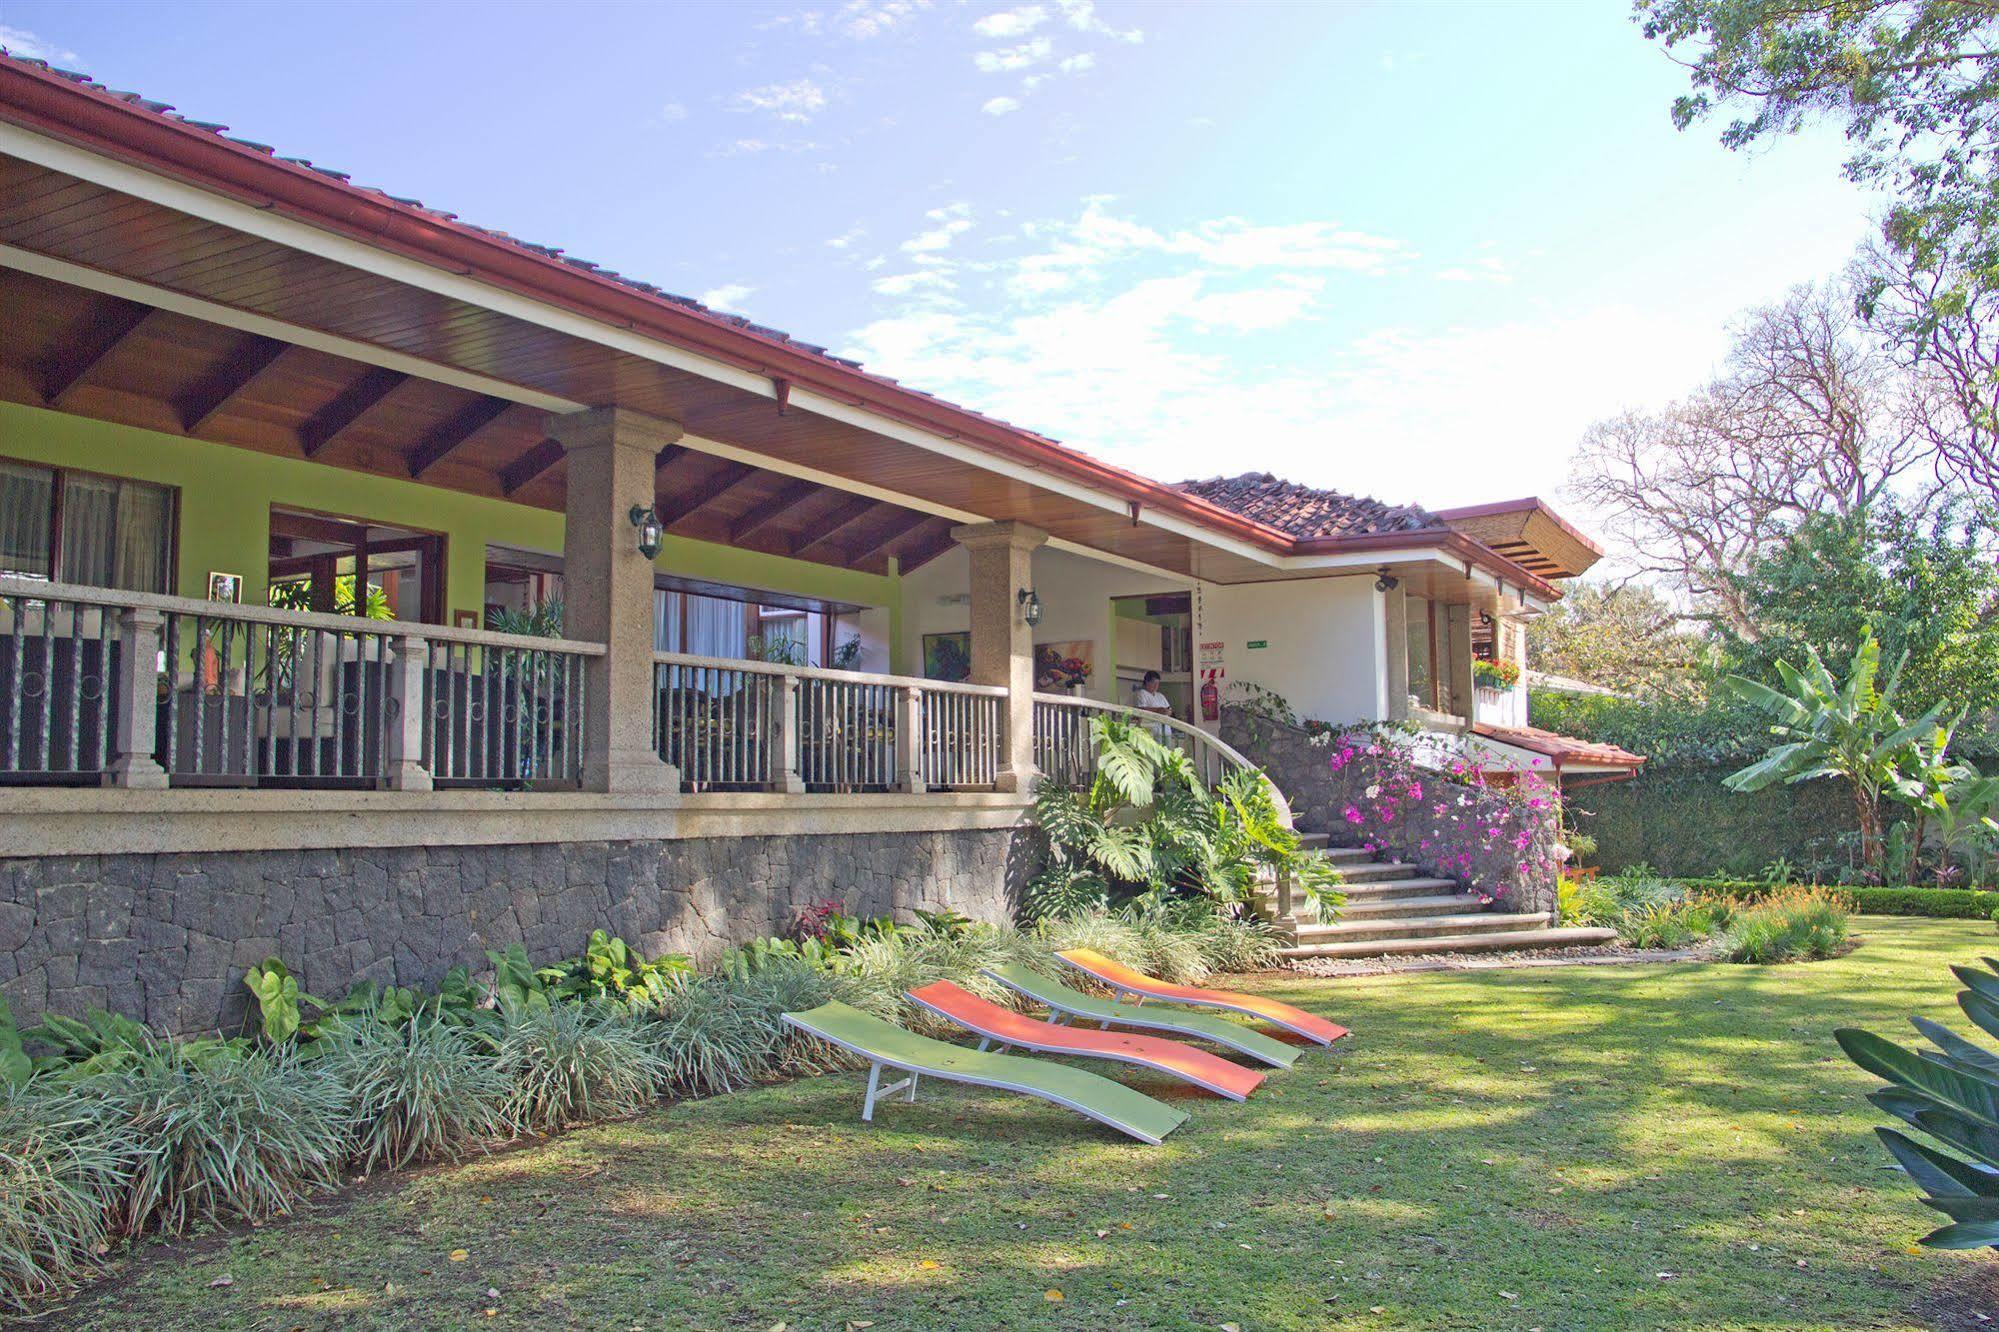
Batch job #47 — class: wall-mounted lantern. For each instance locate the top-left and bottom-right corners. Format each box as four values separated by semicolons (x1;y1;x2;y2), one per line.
630;504;664;561
1017;587;1043;628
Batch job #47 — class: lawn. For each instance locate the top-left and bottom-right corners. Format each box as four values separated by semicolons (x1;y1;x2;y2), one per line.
44;917;1999;1330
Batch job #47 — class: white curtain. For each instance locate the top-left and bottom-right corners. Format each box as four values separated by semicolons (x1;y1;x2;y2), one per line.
0;461;53;579
655;590;750;659
54;473;170;593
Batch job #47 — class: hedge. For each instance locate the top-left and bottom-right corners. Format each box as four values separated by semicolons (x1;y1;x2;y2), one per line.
1684;879;1999;920
1567;766;1861;878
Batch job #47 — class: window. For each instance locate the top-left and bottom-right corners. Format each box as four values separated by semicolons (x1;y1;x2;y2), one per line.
1404;593;1435;710
0;460;174;593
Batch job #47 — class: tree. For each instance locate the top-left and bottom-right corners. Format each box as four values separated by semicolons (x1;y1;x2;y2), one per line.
1568;281;1937;632
1525;581;1708;696
1721;504;1999;722
1723;630;1947;873
1861;240;1999;502
1639;1;1999;325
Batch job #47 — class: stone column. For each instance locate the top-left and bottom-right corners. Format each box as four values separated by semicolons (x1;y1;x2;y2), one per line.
384;631;432;791
1447;603;1475;723
952;520;1047;793
1382;585;1410;722
547;406;683;794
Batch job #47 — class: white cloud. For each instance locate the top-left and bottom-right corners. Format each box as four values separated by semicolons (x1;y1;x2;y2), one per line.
873;270;957;297
0;24;76;63
1181;276;1327;332
974;6;1048;38
982;96;1022;116
1435;253;1514;284
975;37;1053;72
832;0;931;38
902;202;974;253
1056;0;1141;43
826;225;868;249
657;101;689;122
699;283;756;313
733;78;829;123
1057;52;1095;74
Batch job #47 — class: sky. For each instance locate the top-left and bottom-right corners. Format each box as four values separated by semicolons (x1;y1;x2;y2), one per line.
1;1;1880;514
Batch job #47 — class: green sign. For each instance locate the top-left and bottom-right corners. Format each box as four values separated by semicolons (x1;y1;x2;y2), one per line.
1246;639;1268;650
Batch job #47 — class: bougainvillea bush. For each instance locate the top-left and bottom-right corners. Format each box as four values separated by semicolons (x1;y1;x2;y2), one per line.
1324;726;1564;910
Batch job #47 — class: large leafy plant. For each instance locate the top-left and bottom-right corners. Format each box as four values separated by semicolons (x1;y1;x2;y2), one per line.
1025;714;1339;921
1837;957;1999;1248
1724;631;1949;875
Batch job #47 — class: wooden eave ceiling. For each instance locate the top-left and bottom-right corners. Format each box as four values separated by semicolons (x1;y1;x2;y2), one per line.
0;154;1213;579
1439;510;1594;580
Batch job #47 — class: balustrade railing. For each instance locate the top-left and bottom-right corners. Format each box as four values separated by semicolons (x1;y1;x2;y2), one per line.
0;576;601;790
1032;692;1264;793
651;653;1007;794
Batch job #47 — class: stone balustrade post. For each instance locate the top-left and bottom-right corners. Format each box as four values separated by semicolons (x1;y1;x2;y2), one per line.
385;631;432;791
105;606;169;789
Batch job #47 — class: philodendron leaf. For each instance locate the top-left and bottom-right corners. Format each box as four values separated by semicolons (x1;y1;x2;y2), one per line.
1910;1108;1999;1173
1951;964;1999;1006
1837;1028;1999;1130
1912;1016;1999;1079
1918;1216;1999;1249
1877;1127;1999;1199
1960;990;1999;1046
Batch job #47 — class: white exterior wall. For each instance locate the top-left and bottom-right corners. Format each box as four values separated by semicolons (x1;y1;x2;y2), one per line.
898;545;1185;705
1194;575;1388;727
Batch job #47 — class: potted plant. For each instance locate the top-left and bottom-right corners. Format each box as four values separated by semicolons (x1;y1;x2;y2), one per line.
1472;657;1520;691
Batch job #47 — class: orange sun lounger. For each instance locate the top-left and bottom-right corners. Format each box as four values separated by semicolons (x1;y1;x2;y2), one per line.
1056;948;1350;1047
907;980;1267;1102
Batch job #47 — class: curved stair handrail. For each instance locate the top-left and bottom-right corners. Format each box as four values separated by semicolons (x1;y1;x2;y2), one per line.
1030;693;1293;829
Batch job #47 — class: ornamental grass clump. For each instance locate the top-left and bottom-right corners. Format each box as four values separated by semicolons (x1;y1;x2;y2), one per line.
317;1015;511;1173
644;976;780;1098
95;1041;347;1236
1721;886;1852;964
497;1003;663;1134
0;1084;137;1311
724;959;855;1075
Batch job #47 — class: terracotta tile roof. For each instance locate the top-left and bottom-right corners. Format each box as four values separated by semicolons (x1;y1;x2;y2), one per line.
1472;722;1645;770
1171;473;1441;541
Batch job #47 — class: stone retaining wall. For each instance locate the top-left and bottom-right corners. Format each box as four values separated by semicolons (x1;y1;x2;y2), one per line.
0;830;1032;1035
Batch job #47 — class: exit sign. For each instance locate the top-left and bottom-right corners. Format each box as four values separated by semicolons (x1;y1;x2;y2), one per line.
1246;639;1268;650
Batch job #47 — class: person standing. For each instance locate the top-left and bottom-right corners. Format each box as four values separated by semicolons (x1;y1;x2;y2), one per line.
1132;669;1174;718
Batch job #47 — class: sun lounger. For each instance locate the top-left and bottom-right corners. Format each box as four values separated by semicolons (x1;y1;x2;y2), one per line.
1056;947;1350;1046
906;980;1266;1102
779;1001;1188;1144
982;964;1302;1069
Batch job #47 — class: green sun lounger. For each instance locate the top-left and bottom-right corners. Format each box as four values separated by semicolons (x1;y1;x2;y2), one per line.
983;964;1302;1069
780;1001;1188;1145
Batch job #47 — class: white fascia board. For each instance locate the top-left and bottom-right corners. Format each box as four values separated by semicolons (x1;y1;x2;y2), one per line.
2;124;1265;562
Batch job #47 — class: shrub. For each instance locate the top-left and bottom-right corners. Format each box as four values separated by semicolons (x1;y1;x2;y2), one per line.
497;1003;663;1134
839;923;1034;1024
0;1085;136;1310
317;1015;511;1173
1619;900;1714;950
1177;909;1282;973
1719;887;1852;964
1689;880;1999;919
722;959;855;1075
94;1042;347;1236
643;976;779;1098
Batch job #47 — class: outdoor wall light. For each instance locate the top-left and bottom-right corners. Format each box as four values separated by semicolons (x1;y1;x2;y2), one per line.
1374;568;1399;593
1018;587;1043;628
630;504;664;561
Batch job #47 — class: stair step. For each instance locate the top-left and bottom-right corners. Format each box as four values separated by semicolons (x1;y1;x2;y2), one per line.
1280;926;1618;960
1260;877;1457;904
1297;831;1332;849
1292;911;1552;942
1332;894;1492;918
1329;861;1424;883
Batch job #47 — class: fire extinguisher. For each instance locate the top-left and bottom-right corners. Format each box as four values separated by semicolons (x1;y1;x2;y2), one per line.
1199;672;1220;722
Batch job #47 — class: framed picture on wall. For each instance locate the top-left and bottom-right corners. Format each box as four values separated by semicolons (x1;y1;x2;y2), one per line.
206;571;241;604
1034;640;1093;692
922;631;972;683
454;609;480;630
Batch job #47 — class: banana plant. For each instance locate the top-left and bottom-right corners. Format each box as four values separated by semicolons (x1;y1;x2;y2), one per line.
1723;630;1948;876
1837;958;1999;1248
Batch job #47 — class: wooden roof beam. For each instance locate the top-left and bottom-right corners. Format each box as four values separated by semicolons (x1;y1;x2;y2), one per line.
300;366;406;458
657;459;759;528
405;396;515;478
500;437;565;496
177;335;291;433
845;508;934;568
792;496;886;561
894;520;960;573
38;299;157;406
654;443;689;475
728;478;821;544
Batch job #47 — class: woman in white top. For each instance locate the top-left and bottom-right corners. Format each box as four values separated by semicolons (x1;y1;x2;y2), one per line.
1132;670;1174;718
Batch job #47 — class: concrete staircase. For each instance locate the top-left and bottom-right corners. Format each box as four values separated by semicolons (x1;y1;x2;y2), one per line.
1262;835;1615;960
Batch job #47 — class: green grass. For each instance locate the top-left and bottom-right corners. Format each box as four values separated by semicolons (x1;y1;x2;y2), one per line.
44;916;1999;1330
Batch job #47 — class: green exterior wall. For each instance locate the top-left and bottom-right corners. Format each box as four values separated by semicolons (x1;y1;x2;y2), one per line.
0;402;903;666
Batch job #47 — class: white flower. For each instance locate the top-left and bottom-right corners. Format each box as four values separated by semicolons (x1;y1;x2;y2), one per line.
1364;785;1380;799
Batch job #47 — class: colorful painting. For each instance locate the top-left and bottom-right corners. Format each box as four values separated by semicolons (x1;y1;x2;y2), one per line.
1034;640;1094;692
922;631;972;683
